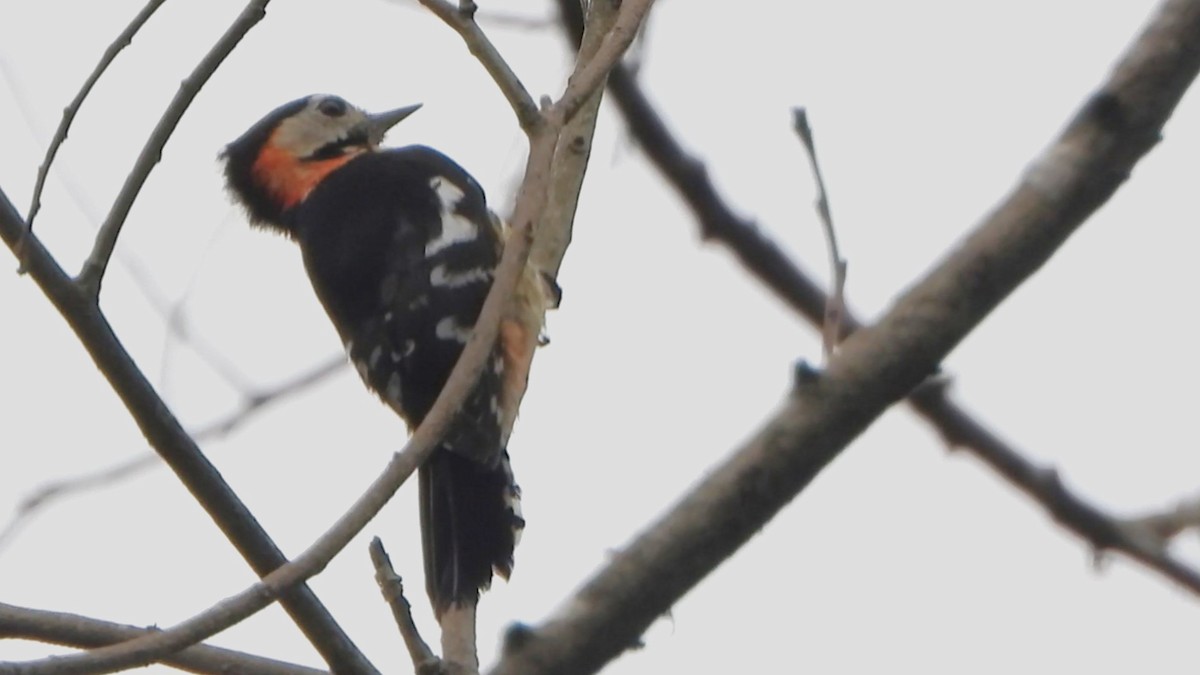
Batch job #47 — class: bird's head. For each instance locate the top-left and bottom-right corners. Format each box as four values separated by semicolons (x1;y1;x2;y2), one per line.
221;94;421;233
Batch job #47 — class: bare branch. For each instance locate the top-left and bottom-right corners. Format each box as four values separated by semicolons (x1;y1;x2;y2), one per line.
792;107;847;360
909;383;1200;591
0;602;323;675
4;72;280;393
77;0;271;299
490;2;1200;672
369;538;443;675
475;7;555;31
416;0;542;133
24;0;166;233
559;0;1200;608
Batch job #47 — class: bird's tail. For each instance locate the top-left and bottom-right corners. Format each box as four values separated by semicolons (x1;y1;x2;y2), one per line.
419;447;523;620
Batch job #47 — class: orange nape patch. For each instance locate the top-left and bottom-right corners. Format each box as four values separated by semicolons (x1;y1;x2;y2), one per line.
252;134;360;210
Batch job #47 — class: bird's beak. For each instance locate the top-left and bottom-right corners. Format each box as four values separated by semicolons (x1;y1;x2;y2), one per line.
366;103;423;145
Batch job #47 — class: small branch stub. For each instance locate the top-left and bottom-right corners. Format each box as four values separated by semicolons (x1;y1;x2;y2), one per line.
792;107;847;360
369;538;444;674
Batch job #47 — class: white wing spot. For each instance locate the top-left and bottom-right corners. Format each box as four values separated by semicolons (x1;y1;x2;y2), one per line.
368;345;383;370
430;176;464;207
386;371;402;404
384;311;395;322
435;316;473;344
425;176;477;256
500;454;524;547
430;264;491;288
402;340;416;357
354;359;369;381
343;339;354;357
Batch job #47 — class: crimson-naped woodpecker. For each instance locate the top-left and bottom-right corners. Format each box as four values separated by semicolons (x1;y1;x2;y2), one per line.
221;94;548;619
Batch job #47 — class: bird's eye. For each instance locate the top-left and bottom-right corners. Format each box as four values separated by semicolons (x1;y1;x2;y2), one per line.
318;98;347;118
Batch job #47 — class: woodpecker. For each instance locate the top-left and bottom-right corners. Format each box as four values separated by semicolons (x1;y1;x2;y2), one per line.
221;94;547;620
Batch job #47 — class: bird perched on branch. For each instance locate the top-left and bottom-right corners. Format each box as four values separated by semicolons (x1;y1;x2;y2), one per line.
221;94;549;624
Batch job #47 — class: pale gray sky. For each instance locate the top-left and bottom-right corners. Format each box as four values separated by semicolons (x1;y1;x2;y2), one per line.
2;1;1198;673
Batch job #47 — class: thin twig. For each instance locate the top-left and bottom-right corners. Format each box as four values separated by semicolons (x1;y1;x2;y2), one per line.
2;68;266;390
792;108;847;359
77;0;271;299
369;538;443;675
0;355;346;556
417;0;542;133
489;2;1200;672
24;0;167;233
0;602;324;675
476;8;554;30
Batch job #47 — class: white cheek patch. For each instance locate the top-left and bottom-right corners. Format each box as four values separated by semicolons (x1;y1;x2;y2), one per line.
272;100;367;158
424;176;478;256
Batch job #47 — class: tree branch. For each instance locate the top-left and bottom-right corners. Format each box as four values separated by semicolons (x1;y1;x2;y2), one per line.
558;0;1200;606
77;0;270;299
490;2;1200;672
416;0;542;133
0;602;324;675
910;383;1200;588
